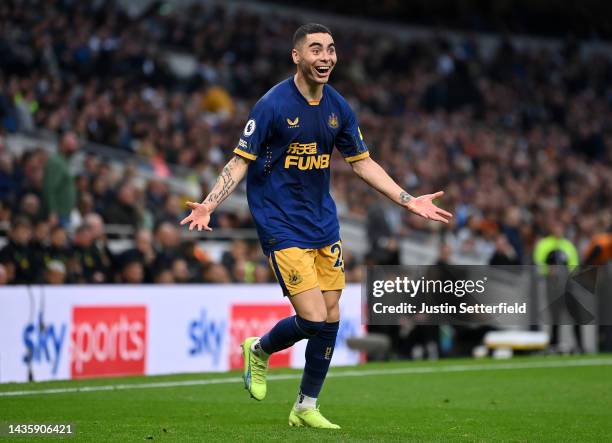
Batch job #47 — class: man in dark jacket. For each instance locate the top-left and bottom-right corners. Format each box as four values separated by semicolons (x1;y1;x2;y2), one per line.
102;181;142;229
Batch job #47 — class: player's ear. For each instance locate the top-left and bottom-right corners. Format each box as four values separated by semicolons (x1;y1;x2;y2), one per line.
291;47;300;65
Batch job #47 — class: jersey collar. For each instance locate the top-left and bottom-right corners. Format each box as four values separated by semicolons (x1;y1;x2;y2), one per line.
289;77;326;106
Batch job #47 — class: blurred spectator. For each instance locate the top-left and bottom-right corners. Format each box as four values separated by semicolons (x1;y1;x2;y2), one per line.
18;193;43;223
45;225;71;267
102;181;142;228
366;200;402;265
18;148;46;199
84;212;114;280
158;194;184;225
154;269;175;284
44;260;67;285
583;227;612;266
0;216;36;283
201;85;235;116
172;258;191;283
343;250;362;283
366;201;394;251
71;223;107;283
222;240;249;282
145;179;169;221
153;222;181;272
70;192;95;227
437;243;452;266
119;228;156;282
0;151;19;204
120;259;145;284
501;207;524;263
254;262;272;283
489;234;521;265
202;263;232;283
534;220;579;275
42;132;79;227
534;220;581;352
91;170;113;216
30;219;50;271
180;240;211;280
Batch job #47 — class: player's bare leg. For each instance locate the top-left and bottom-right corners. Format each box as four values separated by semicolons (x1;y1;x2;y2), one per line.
289;286;329;322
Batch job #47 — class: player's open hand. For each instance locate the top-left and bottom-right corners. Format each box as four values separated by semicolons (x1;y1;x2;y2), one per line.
404;191;453;224
180;201;213;231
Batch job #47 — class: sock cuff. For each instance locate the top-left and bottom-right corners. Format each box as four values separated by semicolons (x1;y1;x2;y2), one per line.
295;315;325;337
324;321;340;331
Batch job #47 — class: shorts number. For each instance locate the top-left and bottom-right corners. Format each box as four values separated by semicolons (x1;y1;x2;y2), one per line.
330;243;344;270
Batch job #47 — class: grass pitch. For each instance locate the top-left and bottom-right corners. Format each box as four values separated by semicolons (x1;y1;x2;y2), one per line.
1;356;611;442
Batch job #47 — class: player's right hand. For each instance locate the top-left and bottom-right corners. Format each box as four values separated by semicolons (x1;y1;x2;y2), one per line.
180;201;213;232
404;191;453;224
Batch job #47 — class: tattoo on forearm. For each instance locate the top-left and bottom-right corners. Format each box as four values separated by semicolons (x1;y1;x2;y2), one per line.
205;157;238;206
400;191;414;204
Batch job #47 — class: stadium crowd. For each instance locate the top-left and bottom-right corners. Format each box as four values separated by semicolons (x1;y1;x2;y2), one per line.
0;0;611;285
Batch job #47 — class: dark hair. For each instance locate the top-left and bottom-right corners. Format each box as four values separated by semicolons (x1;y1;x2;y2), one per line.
293;23;332;47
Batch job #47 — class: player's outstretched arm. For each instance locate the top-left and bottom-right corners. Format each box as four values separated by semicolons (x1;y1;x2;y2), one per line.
180;155;250;231
350;156;452;224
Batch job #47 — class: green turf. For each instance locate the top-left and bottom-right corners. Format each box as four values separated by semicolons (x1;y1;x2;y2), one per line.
1;356;611;442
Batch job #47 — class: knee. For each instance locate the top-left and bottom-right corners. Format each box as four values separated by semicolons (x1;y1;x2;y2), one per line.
326;302;340;323
298;305;328;324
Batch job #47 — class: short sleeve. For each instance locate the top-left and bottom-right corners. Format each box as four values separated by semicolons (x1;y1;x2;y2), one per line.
334;105;369;163
233;98;274;160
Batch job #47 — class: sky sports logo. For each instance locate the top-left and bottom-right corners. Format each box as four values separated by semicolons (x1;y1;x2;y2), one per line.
70;306;147;379
22;305;147;379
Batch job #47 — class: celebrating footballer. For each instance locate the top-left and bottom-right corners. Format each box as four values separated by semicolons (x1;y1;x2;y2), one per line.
180;23;452;429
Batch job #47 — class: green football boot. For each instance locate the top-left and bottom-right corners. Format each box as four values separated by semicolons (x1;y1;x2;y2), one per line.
288;406;341;429
241;337;269;401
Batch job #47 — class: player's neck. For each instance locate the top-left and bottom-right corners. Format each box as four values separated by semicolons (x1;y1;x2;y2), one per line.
293;73;324;103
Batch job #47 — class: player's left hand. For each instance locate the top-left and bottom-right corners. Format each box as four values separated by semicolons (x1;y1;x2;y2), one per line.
404;191;453;224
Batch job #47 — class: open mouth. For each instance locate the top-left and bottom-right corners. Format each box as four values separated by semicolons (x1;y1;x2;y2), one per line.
315;66;331;75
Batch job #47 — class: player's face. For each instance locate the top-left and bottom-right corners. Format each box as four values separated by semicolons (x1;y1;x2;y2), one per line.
293;33;337;84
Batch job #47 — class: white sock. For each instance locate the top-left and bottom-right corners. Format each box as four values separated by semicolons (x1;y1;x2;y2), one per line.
250;338;269;358
295;391;317;410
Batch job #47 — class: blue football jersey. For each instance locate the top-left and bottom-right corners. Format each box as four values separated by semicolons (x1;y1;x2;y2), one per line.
233;77;369;255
